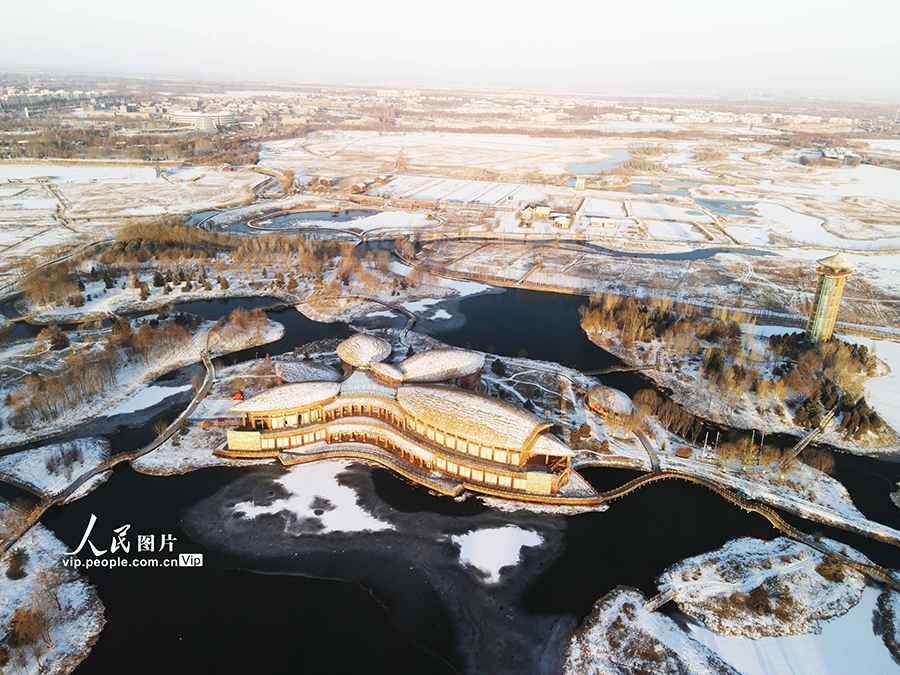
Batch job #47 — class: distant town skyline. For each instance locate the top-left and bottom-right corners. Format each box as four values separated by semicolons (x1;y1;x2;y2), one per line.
2;0;899;100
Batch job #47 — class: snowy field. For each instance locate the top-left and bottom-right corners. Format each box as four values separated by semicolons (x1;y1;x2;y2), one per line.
0;162;157;183
755;202;900;250
863;140;900;153
450;526;543;583
631;202;715;223
582;198;627;218
643;219;708;241
687;586;897;675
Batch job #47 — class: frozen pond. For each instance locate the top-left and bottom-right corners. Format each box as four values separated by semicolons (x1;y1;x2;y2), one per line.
695;198;759;217
451;526;543;583
567;148;631;174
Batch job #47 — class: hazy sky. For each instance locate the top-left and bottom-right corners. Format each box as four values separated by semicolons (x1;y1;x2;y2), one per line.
3;0;899;98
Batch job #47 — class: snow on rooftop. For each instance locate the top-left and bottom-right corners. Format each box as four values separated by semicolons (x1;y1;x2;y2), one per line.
450;526;542;583
530;433;574;457
398;348;484;383
370;360;405;383
396;385;552;451
230;382;340;413
336;333;391;369
818;252;853;270
274;360;342;383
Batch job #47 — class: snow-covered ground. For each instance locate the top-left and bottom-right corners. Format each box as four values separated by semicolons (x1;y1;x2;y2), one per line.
755;202;900;250
564;586;740;675
0;162;157;183
587;326;898;454
567;537;897;675
450;525;542;583
0;318;284;449
0;160;261;276
231;460;392;534
657;537;866;638
838;335;900;437
131;425;273;475
687;586;898;675
0;502;105;675
0;438;109;497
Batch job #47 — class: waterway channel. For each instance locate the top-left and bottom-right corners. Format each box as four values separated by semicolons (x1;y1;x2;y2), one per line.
5;276;900;675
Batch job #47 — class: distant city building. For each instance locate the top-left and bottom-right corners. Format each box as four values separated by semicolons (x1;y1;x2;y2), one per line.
167;110;235;131
806;253;853;345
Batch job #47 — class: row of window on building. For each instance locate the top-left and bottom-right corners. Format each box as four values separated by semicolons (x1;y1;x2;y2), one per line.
405;414;523;466
251;403;526;469
433;457;528;490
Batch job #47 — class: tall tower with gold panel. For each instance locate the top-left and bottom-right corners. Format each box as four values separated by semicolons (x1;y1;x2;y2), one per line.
806;253;853;345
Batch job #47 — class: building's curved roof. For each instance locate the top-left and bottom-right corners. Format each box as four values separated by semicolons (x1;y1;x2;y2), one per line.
336;334;391;369
370;360;405;383
587;385;634;416
396;385;552;451
817;253;853;271
530;433;574;457
231;382;340;414
275;360;342;383
398;348;484;383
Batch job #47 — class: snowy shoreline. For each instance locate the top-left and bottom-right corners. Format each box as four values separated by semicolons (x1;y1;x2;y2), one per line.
585;327;899;455
0;319;284;450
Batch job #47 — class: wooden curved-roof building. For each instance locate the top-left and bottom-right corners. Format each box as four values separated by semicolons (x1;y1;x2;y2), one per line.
336;334;392;369
223;345;574;497
396;385;566;455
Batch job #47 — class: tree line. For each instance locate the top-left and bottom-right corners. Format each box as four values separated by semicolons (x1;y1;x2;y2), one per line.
0;127;260;164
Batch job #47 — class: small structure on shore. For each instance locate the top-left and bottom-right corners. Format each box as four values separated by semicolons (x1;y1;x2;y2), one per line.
586;384;635;432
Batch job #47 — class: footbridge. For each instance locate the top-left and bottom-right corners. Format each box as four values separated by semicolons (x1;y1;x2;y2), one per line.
777;409;837;473
644;585;676;612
